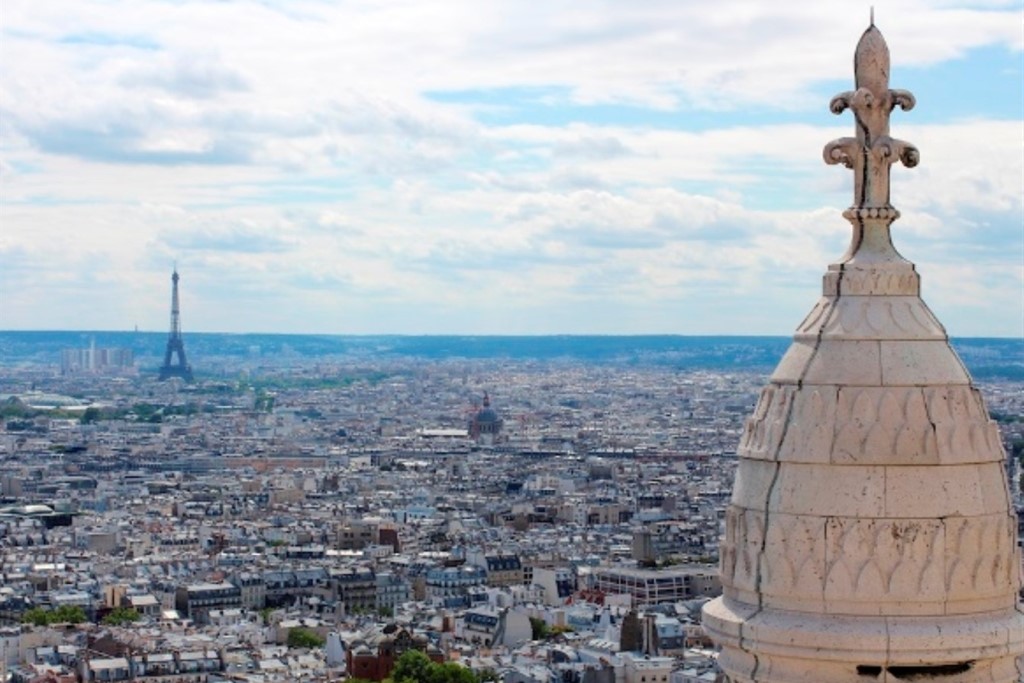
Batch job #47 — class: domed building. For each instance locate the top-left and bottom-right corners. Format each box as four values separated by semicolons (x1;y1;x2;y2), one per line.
345;626;443;681
701;19;1024;682
468;392;503;445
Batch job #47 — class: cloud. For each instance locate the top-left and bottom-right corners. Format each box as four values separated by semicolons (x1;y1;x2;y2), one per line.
119;55;249;99
0;0;1020;335
59;31;160;50
23;120;251;165
158;224;297;255
553;134;631;160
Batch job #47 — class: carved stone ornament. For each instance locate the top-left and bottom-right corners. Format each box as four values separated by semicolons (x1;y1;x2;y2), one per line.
701;18;1024;683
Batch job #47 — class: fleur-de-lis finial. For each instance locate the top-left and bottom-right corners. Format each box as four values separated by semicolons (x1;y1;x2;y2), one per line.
823;23;918;224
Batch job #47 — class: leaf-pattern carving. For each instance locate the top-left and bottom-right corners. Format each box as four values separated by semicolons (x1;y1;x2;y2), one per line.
888;522;942;597
823;270;919;296
737;387;774;455
721;508;765;593
738;384;1002;465
739;511;764;589
903;298;944;335
799;298;945;339
762;515;826;594
825;519;877;596
945;515;1015;597
826;387;1005;465
925;386;1003;464
863;298;891;335
894;389;931;460
863;390;901;457
824;519;946;600
833;389;875;462
737;385;792;460
720;508;739;584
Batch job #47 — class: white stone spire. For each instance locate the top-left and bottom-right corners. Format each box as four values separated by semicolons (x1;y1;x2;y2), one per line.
701;22;1024;683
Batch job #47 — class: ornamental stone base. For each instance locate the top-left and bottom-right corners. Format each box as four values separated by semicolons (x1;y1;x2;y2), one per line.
704;598;1024;683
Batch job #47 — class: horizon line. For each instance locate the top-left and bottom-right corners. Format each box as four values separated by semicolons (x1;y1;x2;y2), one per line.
1;329;1021;341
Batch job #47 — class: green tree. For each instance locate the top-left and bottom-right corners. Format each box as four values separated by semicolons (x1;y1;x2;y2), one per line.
392;650;433;683
4;419;35;432
287;627;325;649
130;403;162;423
22;605;86;626
529;617;549;641
429;662;477;683
51;605;86;624
22;607;52;626
391;650;482;683
102;607;140;625
0;398;33;419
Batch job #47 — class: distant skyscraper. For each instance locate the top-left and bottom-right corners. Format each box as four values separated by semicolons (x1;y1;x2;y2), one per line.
158;268;194;382
702;20;1024;681
61;341;134;374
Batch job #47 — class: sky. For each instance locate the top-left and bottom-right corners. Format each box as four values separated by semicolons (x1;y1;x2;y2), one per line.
1;0;1022;336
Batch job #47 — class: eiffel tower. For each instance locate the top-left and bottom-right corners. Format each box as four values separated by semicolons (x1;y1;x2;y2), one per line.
158;268;194;381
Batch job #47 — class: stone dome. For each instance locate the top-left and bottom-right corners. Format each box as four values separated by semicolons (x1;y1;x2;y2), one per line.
477;392;499;419
701;20;1023;683
469;392;503;443
475;407;500;424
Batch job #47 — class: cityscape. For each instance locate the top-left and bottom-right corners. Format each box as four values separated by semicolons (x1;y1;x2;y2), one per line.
0;320;1022;681
2;1;1023;681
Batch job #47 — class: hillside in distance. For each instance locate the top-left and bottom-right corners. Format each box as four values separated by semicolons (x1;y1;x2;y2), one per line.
0;332;1021;379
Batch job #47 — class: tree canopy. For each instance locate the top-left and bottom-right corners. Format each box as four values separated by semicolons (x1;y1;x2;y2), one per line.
391;650;478;683
22;605;87;626
287;627;325;649
102;607;141;625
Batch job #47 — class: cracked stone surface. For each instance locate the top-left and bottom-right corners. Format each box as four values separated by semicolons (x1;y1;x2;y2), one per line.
701;20;1024;683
